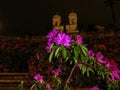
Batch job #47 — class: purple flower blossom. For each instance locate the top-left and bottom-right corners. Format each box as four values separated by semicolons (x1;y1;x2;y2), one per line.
52;66;61;77
77;63;80;68
46;29;58;52
88;50;95;57
57;66;61;72
91;85;99;90
110;69;120;80
99;58;109;66
76;35;83;45
34;74;44;83
46;40;53;52
53;71;59;77
54;32;72;47
96;52;104;61
106;60;118;70
96;52;108;64
46;83;51;90
105;60;120;81
46;29;58;39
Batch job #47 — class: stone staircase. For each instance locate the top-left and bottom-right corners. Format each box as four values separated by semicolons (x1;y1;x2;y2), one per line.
0;73;30;90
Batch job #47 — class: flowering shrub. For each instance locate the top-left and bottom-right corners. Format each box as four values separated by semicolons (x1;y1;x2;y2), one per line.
19;29;120;90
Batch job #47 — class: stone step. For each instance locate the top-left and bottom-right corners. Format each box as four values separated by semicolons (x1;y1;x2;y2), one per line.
0;73;30;90
0;73;28;80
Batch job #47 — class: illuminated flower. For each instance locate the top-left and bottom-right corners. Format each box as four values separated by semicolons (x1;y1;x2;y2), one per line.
46;83;51;90
34;74;44;83
52;66;61;77
46;29;58;39
54;32;72;47
106;60;120;80
91;85;99;90
96;52;104;61
46;29;58;52
46;40;53;52
77;63;80;68
110;69;120;80
76;35;83;45
106;60;118;70
88;50;95;57
96;52;108;64
30;30;120;90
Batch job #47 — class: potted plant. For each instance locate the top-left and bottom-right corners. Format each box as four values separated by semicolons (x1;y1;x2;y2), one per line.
19;29;120;90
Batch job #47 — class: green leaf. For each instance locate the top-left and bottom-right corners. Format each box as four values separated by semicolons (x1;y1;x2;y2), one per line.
55;47;61;57
37;82;47;90
65;57;69;62
18;81;24;90
90;61;94;65
86;69;90;77
70;60;73;65
73;57;77;64
56;77;61;85
86;67;94;77
30;82;37;90
49;43;54;51
63;84;70;90
79;64;83;70
62;47;67;59
101;72;105;79
74;46;79;58
80;52;86;62
107;80;119;90
37;82;42;89
88;67;94;74
80;45;88;57
107;84;112;90
49;51;54;62
81;65;87;75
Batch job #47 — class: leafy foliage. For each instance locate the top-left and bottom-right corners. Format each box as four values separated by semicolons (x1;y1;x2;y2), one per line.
19;29;120;90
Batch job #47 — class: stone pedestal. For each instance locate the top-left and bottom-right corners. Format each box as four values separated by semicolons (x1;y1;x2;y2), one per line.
53;26;64;32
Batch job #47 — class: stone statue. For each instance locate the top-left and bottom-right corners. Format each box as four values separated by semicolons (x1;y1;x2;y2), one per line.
52;14;61;26
68;11;77;25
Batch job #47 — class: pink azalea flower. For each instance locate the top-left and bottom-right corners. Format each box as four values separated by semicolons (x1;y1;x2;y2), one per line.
88;50;95;57
46;40;52;52
91;85;99;90
34;74;44;83
96;52;104;61
52;66;61;77
76;35;83;45
46;29;58;52
54;32;72;47
57;66;61;72
46;29;58;39
77;63;80;68
96;52;108;64
106;60;118;70
110;69;120;81
46;83;51;90
105;60;120;81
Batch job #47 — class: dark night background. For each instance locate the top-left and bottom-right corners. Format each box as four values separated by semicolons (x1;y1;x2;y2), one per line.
0;0;120;36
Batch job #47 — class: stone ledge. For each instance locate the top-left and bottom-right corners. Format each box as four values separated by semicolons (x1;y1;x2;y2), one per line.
0;80;27;83
0;73;28;75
